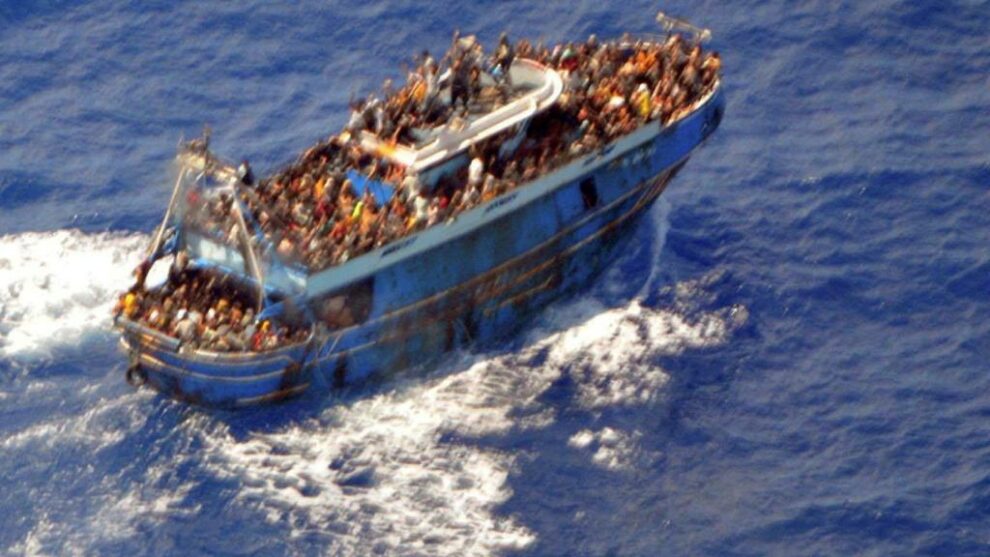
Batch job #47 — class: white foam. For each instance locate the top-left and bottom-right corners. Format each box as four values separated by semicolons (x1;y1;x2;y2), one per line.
12;469;196;557
538;294;735;411
0;391;152;451
4;391;171;556
600;197;672;299
638;197;673;298
10;514;53;557
198;277;743;553
199;357;542;556
3;212;746;554
0;229;147;357
568;427;656;471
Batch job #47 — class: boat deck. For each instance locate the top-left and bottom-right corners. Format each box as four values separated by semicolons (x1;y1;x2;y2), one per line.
360;58;562;173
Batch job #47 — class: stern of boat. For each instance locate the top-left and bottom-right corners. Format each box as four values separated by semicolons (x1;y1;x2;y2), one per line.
116;317;314;407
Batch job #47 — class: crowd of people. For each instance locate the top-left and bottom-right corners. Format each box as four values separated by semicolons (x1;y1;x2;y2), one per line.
119;31;721;353
232;32;720;273
345;32;521;146
115;262;308;352
182;189;244;247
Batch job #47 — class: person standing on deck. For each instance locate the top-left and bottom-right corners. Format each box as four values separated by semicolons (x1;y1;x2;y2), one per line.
494;32;514;86
237;159;254;186
450;57;471;113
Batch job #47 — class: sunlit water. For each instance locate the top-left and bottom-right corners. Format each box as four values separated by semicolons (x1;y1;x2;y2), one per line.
1;1;988;555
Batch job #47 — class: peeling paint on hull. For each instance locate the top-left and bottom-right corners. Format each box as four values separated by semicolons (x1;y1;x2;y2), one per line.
119;86;725;407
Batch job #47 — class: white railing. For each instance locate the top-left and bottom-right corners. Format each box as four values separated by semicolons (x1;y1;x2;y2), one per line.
655;11;712;43
360;58;563;172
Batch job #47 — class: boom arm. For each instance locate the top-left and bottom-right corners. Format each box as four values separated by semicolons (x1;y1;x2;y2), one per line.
656;11;712;43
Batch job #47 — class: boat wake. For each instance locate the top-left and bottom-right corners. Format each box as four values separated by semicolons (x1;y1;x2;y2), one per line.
3;203;746;555
3;391;188;556
192;284;742;555
188;201;746;554
0;229;147;360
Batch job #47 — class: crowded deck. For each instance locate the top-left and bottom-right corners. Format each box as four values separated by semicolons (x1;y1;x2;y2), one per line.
239;32;719;272
116;29;722;354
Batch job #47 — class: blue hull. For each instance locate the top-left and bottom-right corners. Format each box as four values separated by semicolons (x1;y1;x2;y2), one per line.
118;322;312;405
119;86;725;406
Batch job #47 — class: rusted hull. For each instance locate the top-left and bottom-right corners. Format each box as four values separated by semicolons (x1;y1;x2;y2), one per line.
118;85;724;406
117;320;313;407
311;160;685;389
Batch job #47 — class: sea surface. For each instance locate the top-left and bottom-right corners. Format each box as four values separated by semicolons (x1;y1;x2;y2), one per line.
1;1;988;555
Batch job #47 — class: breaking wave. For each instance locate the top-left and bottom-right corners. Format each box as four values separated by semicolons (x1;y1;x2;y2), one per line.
0;229;147;358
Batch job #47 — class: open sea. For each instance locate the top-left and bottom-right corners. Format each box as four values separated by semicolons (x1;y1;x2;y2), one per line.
1;1;989;555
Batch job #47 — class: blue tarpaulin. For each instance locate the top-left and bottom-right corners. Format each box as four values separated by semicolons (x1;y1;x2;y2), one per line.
346;169;395;205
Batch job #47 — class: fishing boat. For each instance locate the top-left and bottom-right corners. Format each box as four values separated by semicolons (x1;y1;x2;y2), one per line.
114;13;726;406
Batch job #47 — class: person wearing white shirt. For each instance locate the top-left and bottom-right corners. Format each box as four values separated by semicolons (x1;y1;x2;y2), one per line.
468;156;484;188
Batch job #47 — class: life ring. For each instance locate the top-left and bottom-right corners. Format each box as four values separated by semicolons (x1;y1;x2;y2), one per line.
125;364;146;388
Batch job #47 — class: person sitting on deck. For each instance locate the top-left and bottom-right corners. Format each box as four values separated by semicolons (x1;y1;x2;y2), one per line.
469;65;482;103
481;173;497;202
702;52;721;87
412;191;429;228
632;83;652;119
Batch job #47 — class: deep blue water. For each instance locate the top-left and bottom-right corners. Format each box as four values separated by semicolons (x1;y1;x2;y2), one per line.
1;1;989;555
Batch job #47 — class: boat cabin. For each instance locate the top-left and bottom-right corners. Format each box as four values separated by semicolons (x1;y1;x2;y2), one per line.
357;58;562;192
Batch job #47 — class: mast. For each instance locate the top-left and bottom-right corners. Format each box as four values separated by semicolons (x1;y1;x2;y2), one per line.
231;192;266;312
147;166;188;259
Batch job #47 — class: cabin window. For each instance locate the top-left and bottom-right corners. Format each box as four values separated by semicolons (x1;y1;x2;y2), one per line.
580;177;599;209
315;277;375;330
